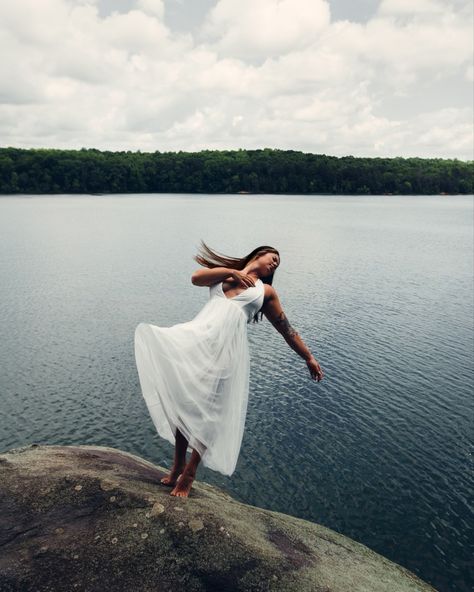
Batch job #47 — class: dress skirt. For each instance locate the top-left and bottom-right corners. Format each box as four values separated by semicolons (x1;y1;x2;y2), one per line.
134;296;251;476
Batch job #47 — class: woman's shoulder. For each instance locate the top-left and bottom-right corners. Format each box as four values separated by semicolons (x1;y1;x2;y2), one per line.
262;283;277;302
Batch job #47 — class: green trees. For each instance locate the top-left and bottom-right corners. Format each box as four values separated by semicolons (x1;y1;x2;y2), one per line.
0;147;472;194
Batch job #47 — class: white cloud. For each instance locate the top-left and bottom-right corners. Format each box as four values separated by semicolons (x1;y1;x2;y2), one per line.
137;0;165;19
0;0;472;159
466;64;474;82
201;0;331;59
377;0;445;16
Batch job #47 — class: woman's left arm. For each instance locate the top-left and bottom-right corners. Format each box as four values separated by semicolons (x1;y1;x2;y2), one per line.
261;286;324;382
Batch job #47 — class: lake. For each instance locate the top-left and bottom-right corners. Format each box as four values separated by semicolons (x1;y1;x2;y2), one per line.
0;193;472;592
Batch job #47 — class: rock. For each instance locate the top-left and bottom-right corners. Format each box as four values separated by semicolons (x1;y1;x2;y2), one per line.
150;502;165;517
0;444;437;592
189;518;205;533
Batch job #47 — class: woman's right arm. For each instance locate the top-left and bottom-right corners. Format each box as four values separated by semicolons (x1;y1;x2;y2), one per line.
191;267;236;287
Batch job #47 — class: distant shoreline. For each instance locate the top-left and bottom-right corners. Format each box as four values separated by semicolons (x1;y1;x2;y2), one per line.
1;147;472;195
0;192;471;197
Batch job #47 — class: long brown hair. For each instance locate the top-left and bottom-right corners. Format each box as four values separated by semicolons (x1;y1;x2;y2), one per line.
193;239;280;323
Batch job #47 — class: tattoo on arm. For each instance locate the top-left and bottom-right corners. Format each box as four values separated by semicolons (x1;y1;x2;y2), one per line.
274;312;299;338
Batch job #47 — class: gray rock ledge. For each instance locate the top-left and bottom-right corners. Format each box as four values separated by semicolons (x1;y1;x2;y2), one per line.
0;444;437;592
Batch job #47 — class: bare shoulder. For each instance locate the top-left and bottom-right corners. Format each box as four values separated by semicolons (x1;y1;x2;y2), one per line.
260;285;298;337
263;283;276;302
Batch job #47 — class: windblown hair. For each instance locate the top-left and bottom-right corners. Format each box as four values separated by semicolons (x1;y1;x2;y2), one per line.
193;239;280;323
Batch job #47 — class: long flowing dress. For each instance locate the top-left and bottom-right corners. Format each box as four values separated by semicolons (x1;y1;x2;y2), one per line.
134;278;265;476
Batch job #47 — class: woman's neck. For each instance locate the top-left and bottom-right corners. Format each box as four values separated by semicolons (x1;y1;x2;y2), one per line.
241;266;260;281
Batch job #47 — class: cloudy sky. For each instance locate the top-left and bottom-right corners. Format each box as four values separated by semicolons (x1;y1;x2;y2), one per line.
1;0;473;158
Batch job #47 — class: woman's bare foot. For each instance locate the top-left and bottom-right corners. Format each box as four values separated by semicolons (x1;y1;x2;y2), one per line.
160;464;185;487
170;471;195;497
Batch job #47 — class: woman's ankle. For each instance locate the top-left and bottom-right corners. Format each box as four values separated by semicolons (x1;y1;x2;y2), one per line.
182;465;197;478
171;461;186;472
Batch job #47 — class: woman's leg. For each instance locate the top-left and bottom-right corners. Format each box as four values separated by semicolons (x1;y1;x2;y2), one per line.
170;448;202;497
160;427;188;486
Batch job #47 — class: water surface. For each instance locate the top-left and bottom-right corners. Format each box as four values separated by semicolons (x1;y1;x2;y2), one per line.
0;193;472;591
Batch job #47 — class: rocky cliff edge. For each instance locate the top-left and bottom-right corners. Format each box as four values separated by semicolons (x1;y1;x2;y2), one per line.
0;444;437;592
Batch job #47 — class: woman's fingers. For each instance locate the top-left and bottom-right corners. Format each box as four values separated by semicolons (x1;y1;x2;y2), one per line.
307;359;324;381
233;271;255;288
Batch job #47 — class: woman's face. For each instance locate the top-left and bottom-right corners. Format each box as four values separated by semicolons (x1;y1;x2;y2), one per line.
257;252;280;277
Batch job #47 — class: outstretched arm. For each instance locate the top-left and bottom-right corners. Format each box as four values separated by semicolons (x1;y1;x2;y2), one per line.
261;286;324;382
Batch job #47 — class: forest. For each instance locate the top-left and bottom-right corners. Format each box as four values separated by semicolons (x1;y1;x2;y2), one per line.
0;147;472;195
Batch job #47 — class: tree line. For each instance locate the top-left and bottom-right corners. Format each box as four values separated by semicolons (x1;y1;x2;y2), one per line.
0;147;472;195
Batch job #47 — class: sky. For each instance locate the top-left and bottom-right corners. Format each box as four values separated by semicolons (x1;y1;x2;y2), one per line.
1;0;473;159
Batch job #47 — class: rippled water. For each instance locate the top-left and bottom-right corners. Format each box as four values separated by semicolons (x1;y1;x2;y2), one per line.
0;193;472;591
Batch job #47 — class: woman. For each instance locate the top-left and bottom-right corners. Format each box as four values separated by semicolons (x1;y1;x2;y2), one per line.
134;240;324;498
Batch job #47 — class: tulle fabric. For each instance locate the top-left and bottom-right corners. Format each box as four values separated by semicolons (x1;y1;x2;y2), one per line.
134;284;262;476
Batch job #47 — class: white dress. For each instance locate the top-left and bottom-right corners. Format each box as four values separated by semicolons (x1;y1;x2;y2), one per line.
134;278;265;476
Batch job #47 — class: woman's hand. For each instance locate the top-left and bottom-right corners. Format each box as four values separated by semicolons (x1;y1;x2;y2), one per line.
306;356;324;381
231;270;256;288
